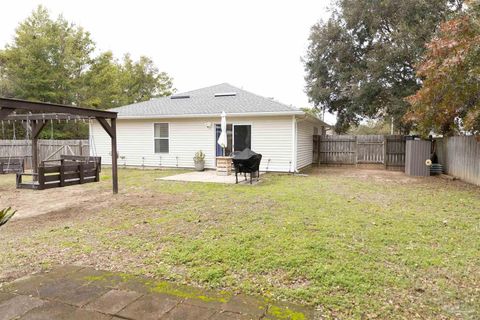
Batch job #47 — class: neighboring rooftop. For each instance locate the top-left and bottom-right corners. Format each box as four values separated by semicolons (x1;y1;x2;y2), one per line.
110;83;303;118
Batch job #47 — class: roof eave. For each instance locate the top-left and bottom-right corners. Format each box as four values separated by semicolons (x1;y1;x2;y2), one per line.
116;111;305;119
298;114;332;127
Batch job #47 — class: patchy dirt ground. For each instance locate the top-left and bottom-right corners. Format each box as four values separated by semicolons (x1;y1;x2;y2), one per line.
0;175;181;222
309;166;421;183
307;165;480;189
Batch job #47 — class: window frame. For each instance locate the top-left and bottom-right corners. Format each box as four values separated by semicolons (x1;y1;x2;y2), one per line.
154;123;170;154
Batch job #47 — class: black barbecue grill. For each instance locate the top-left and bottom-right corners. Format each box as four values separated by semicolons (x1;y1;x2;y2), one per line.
232;149;262;184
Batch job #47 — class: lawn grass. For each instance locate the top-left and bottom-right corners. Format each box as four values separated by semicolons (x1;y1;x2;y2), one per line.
0;168;479;319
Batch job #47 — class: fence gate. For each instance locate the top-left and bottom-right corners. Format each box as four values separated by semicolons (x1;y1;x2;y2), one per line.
315;135;406;170
356;135;384;164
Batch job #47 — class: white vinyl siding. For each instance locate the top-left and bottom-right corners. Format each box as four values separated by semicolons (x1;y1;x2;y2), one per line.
91;116;295;172
296;120;316;170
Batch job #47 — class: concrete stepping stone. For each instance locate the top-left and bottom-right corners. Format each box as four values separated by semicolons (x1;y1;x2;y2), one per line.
19;301;111;320
0;292;15;304
116;293;180;320
0;295;44;320
53;284;110;307
210;311;258;320
85;289;143;314
161;302;216;320
221;294;268;317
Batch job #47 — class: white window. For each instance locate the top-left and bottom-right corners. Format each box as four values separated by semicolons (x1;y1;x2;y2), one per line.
154;123;169;153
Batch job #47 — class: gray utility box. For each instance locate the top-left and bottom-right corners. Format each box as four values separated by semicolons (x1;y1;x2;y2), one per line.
405;140;431;177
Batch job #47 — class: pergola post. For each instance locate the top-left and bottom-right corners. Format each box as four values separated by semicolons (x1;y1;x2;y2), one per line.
31;121;47;176
32;137;38;175
96;117;118;194
111;118;118;194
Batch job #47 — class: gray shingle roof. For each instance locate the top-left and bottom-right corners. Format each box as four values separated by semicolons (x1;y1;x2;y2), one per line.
110;83;303;118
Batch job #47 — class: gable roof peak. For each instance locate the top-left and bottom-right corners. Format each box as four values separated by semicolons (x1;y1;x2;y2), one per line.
109;82;303;117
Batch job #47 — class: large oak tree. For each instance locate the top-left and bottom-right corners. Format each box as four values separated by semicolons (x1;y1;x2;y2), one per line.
304;0;463;133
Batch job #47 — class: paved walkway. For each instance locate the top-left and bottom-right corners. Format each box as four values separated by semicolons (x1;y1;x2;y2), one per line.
158;170;264;184
0;266;312;319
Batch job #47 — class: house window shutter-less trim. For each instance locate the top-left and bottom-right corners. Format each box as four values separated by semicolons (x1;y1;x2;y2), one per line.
154;123;169;153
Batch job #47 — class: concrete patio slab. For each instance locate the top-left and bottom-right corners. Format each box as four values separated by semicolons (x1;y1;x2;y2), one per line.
0;266;313;320
158;170;264;184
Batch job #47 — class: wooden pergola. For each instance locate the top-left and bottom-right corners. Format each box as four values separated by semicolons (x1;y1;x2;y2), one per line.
0;98;119;194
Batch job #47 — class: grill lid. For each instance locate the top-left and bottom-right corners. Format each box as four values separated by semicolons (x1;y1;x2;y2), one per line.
232;148;258;160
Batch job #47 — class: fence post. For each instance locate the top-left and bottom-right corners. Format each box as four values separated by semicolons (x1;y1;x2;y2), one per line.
318;135;322;165
313;135;319;164
383;135;388;169
317;135;322;165
354;136;358;166
79;140;83;156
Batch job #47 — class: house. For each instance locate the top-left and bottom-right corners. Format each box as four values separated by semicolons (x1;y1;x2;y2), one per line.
90;83;329;172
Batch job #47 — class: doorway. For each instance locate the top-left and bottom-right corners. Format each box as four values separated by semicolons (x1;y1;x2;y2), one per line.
215;124;251;156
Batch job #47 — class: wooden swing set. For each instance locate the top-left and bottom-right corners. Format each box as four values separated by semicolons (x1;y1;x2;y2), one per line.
0;98;119;194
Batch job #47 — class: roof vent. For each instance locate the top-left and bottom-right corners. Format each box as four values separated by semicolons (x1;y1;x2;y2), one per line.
214;92;237;97
170;95;190;99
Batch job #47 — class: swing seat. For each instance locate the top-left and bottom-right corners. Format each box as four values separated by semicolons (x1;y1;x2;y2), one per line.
59;155;102;172
16;157;101;190
0;157;25;174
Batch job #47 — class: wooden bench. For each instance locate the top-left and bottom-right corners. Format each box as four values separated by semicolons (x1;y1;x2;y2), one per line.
16;157;101;190
0;157;25;174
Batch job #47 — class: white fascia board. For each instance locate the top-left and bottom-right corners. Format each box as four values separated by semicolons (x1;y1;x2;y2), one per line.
117;111;305;120
296;114;331;127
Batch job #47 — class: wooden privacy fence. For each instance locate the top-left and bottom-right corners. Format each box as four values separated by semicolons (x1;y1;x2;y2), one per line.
313;135;406;170
0;140;89;169
435;136;480;186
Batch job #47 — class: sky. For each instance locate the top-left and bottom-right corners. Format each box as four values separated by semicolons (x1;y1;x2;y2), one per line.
1;0;335;124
